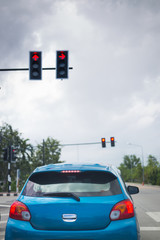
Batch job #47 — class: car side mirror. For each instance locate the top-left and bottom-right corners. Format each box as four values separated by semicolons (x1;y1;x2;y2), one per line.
127;185;139;195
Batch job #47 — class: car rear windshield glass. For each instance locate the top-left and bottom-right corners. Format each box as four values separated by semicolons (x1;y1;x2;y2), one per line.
22;171;122;197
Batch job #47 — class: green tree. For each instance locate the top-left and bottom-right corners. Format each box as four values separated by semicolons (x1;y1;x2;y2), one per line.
31;137;62;170
15;138;34;190
0;123;63;192
145;155;160;185
0;123;33;191
119;155;142;182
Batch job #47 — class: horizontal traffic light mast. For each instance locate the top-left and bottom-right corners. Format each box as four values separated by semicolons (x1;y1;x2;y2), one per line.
61;137;116;147
0;50;73;80
0;67;73;71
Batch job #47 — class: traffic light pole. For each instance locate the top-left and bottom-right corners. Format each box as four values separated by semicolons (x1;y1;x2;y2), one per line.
43;139;45;165
0;133;12;193
8;145;12;193
0;133;17;193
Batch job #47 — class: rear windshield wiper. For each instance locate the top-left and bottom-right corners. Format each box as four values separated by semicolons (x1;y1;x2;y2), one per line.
43;192;80;202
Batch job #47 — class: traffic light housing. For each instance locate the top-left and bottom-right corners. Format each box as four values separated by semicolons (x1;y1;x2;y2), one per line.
110;137;115;147
56;51;68;79
101;138;106;148
29;51;42;80
2;148;8;161
11;147;17;162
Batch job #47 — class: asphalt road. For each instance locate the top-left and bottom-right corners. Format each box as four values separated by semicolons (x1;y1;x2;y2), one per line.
0;196;16;240
0;184;160;240
132;183;160;240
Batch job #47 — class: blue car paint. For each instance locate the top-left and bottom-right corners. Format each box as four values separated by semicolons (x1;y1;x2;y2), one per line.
5;217;139;240
18;194;124;230
5;163;141;240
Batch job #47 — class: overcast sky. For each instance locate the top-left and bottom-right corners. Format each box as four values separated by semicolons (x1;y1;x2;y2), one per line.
0;0;160;167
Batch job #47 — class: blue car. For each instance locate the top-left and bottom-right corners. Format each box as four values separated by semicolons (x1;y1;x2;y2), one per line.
5;163;141;240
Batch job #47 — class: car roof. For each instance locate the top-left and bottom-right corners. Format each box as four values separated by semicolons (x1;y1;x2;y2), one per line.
33;163;120;177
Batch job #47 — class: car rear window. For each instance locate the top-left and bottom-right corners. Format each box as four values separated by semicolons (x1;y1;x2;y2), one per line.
22;171;122;197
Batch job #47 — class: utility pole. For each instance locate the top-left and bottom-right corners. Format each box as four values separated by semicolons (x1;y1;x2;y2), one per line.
43;139;45;165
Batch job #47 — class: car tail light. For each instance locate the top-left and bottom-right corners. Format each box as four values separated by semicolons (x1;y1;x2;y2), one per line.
9;201;31;221
110;199;134;220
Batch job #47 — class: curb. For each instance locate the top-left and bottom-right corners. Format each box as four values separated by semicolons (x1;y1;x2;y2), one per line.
0;193;18;197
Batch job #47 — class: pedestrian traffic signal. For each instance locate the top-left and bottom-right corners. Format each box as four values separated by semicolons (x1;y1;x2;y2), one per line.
29;51;42;80
110;137;115;147
101;138;106;148
56;51;68;79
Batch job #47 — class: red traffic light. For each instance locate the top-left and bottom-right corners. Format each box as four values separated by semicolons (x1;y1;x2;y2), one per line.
32;52;39;61
110;137;115;147
56;50;68;79
29;51;42;80
101;138;106;148
58;51;66;60
11;147;17;161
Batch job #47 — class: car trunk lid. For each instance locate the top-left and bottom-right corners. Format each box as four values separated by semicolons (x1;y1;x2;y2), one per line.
19;194;124;230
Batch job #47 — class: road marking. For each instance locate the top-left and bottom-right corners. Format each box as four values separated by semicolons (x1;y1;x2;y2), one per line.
140;227;160;231
1;213;9;216
146;212;160;222
0;204;10;207
0;193;18;196
0;220;7;224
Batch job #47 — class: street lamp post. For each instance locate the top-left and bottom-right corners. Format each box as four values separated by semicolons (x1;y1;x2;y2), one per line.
127;143;144;185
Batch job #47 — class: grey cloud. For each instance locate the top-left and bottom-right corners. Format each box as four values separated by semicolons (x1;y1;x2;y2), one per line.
0;0;160;164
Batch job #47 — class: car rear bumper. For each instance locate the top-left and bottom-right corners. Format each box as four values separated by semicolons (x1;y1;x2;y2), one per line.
5;217;140;240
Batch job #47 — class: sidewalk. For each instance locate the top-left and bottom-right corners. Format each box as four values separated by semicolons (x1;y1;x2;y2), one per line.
126;182;160;190
0;192;18;197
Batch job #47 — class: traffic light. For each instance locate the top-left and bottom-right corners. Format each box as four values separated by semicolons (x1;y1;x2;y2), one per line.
101;138;106;148
11;147;17;162
29;51;42;80
2;148;8;161
110;137;115;147
56;51;68;79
